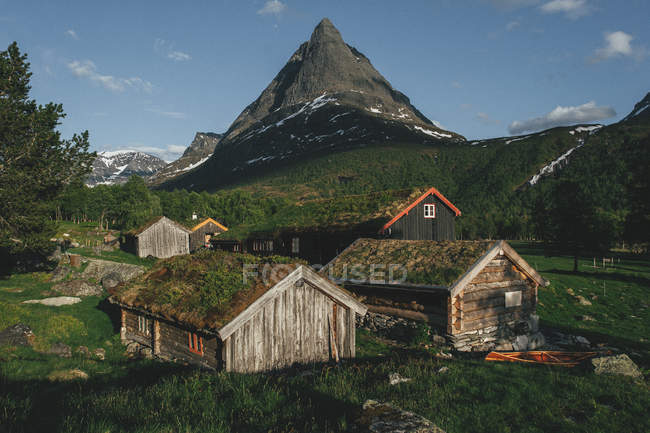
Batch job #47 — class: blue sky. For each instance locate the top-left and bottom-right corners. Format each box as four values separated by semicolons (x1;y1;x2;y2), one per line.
1;0;648;160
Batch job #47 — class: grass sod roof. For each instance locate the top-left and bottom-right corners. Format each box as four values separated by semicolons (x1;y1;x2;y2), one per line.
109;249;308;331
324;238;495;287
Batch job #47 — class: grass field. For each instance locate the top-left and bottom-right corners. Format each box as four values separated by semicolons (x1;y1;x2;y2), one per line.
1;242;648;432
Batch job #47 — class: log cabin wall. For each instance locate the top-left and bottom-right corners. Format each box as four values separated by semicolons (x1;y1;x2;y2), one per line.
389;195;456;241
449;255;538;351
121;308;220;369
122;309;154;347
137;219;189;258
222;279;355;373
156;319;220;369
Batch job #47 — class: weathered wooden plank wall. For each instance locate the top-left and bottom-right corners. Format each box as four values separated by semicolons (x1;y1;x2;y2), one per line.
137;219;189;258
390;195;456;240
223;280;353;373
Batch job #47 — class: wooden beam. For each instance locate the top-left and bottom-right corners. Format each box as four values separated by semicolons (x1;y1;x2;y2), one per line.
153;320;161;355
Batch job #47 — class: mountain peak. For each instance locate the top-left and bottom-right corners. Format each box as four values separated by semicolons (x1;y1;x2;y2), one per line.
310;18;343;45
160;17;463;191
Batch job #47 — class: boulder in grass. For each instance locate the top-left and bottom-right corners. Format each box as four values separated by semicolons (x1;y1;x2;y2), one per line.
93;348;106;361
591;354;643;379
48;342;72;358
47;369;88;382
357;400;446;433
388;372;412;385
22;296;81;306
0;324;35;347
101;272;123;290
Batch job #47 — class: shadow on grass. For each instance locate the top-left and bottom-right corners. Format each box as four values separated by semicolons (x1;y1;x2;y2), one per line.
0;360;195;433
546;269;650;287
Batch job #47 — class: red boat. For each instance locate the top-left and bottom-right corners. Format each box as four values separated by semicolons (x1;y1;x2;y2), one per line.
485;351;599;367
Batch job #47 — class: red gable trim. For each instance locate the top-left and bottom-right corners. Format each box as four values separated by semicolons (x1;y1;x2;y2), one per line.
381;187;461;232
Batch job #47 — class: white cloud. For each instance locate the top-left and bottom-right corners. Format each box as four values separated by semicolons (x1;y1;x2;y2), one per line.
65;29;78;39
166;144;187;154
451;81;462;89
168;51;191;61
154;39;192;62
257;0;287;15
107;143;185;162
506;20;521;31
460;103;473;110
67;60;153;93
509;101;615;134
477;112;500;124
592;31;645;62
145;107;187;119
540;0;590;19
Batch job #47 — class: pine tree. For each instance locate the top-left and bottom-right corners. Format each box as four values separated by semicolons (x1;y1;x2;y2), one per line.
0;42;95;270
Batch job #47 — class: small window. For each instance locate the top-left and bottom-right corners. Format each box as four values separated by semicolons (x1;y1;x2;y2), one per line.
291;237;300;254
137;315;149;334
188;332;204;355
505;291;522;308
424;204;436;219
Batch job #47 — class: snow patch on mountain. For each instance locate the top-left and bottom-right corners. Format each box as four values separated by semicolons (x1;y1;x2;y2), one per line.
569;125;603;135
528;139;585;186
413;125;452;139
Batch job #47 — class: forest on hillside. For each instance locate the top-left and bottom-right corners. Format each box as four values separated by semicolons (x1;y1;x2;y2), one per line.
56;119;650;256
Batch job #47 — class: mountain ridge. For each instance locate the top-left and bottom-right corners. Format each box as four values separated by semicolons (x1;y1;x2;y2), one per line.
160;18;464;191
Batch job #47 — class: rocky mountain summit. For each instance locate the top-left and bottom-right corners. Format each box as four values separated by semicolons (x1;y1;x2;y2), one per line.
87;151;167;186
148;132;223;185
161;18;464;191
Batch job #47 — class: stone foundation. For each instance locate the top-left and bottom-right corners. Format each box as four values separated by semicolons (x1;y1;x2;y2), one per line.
449;314;545;352
358;311;545;352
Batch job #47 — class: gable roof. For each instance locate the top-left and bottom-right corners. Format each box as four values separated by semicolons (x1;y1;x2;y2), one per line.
108;249;364;336
381;187;461;232
128;216;192;236
191;217;228;233
322;238;548;293
218;265;366;340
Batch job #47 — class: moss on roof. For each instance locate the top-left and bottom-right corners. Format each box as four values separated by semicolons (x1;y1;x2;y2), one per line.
109;249;306;330
325;238;494;287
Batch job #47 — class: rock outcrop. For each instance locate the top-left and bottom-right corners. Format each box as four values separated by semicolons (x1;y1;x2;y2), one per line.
161;18;463;191
0;323;35;347
357;400;446;433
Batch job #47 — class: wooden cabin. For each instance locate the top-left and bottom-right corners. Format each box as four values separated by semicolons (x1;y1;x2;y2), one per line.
108;250;367;372
380;187;461;241
322;239;548;351
189;218;228;252
122;216;191;259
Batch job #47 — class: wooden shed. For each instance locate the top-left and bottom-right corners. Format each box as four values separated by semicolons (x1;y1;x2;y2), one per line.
322;239;548;352
380;187;461;241
108;250;367;372
122;216;191;259
189;218;228;252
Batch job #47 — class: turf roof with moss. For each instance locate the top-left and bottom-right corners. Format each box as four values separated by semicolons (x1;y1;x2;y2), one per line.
325;238;494;287
109;249;306;331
